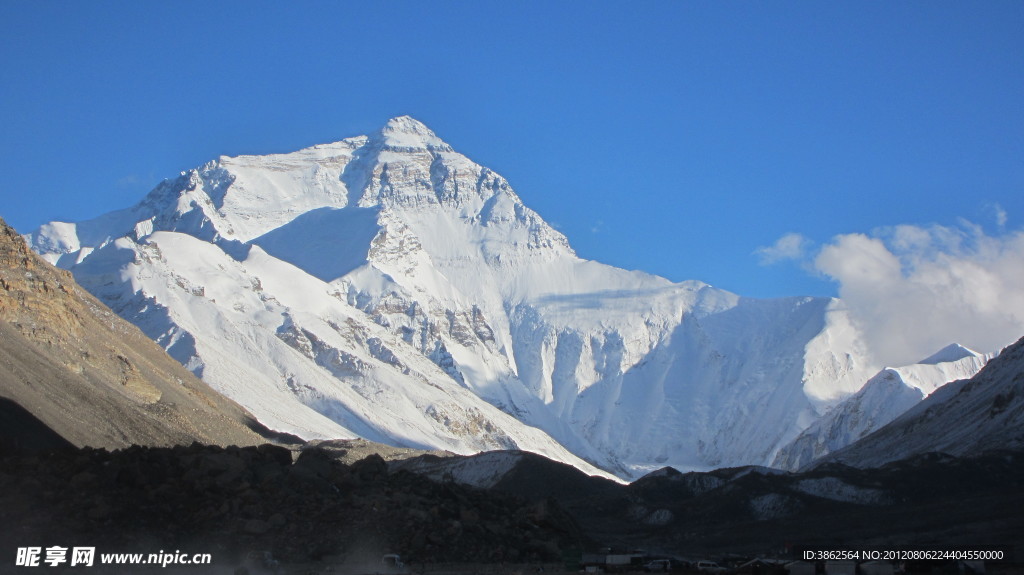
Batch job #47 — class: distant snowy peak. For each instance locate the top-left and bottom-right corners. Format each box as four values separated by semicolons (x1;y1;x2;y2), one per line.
919;343;980;365
772;343;993;471
820;335;1024;469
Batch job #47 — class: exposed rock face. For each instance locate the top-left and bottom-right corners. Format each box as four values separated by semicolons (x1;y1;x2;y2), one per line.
0;217;264;451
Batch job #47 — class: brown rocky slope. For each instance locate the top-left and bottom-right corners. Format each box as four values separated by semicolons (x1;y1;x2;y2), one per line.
0;216;265;451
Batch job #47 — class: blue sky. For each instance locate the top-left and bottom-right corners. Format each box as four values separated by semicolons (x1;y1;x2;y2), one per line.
2;1;1022;302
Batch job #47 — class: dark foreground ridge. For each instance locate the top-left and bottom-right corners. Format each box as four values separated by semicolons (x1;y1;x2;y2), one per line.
0;442;588;571
2;441;1023;573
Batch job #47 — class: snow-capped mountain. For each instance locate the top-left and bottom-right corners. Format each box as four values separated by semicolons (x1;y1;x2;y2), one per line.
817;336;1024;468
771;344;994;471
30;116;895;478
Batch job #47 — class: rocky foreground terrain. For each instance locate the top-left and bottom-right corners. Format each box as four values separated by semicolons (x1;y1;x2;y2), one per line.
0;442;587;573
2;438;1022;573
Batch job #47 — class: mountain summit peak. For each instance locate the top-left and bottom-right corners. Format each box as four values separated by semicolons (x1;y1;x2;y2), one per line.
384;115;431;133
375;115;450;151
919;343;980;365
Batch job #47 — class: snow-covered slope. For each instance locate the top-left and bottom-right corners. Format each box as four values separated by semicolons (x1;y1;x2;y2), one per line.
816;336;1024;469
29;116;882;478
772;344;993;471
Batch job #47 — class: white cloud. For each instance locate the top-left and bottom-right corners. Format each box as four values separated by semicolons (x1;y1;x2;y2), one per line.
991;203;1008;228
755;232;812;265
814;221;1024;367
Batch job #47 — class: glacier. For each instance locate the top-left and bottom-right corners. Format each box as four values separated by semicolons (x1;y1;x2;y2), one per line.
27;115;978;479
